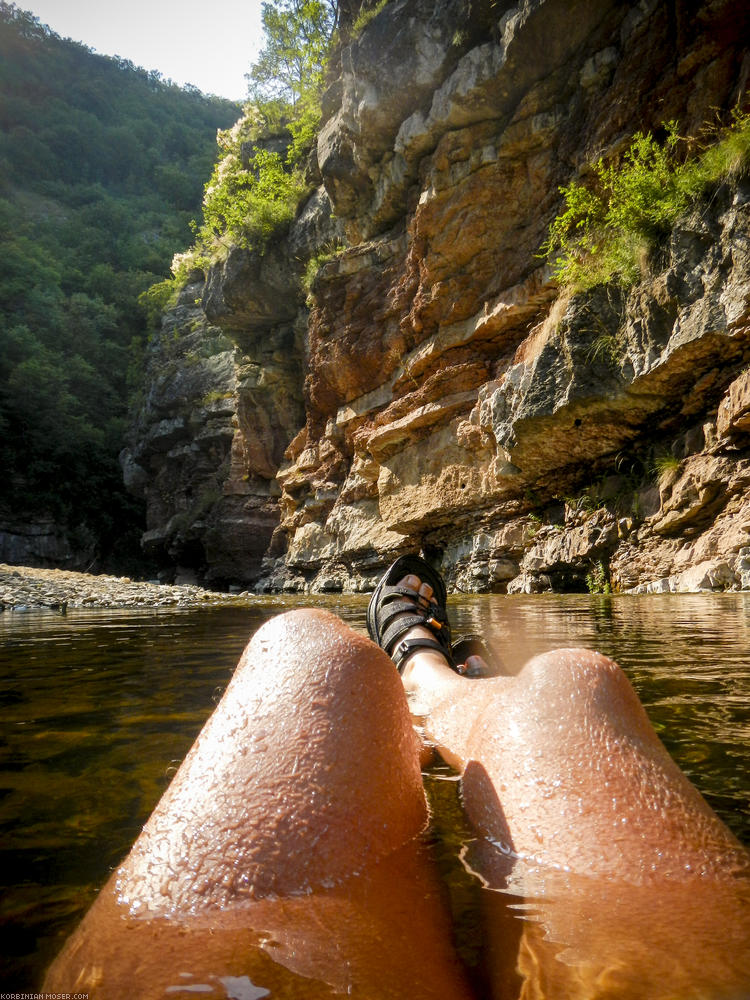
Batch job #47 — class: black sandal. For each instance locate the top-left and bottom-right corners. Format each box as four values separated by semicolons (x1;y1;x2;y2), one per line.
367;554;455;673
451;633;501;677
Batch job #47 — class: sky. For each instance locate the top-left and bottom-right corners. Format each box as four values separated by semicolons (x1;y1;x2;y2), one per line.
23;0;266;101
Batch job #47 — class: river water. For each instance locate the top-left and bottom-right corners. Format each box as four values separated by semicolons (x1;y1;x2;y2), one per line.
1;593;749;994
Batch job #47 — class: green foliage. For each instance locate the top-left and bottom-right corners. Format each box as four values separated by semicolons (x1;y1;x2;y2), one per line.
247;0;335;108
542;111;750;292
185;0;338;266
651;451;682;486
248;0;337;171
352;0;391;35
286;90;324;164
557;490;607;516
541;122;688;290
138;278;179;331
202;389;234;406
0;3;240;563
586;560;612;594
302;239;346;294
586;331;624;367
196;139;307;257
691;107;750;186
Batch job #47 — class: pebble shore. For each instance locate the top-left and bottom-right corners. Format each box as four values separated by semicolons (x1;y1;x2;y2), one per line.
0;563;255;612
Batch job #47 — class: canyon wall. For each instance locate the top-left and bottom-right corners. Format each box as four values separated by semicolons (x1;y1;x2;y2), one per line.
123;0;750;593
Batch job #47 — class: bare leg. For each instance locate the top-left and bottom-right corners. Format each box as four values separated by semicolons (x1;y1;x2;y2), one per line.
45;609;477;1000
393;572;750;998
396;574;746;880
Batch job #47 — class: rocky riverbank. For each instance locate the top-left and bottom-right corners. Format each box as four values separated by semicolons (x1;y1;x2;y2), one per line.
0;564;254;612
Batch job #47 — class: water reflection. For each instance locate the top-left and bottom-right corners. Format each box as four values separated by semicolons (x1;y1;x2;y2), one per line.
1;594;749;994
463;839;750;1000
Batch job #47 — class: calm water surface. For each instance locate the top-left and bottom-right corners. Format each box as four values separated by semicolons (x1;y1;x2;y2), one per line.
1;593;749;992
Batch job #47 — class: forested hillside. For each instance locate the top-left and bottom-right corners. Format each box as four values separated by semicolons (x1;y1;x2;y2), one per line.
0;2;240;569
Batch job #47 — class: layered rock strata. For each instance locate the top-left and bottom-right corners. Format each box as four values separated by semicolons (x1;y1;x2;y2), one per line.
122;269;305;585
127;0;750;593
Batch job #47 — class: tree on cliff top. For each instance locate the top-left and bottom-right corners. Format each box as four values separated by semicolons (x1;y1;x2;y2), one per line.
178;0;339;273
173;0;375;279
246;0;339;161
245;0;370;107
248;0;336;108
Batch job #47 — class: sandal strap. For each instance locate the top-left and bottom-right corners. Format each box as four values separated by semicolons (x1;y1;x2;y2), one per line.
376;592;445;638
391;637;452;672
380;608;452;658
366;554;455;673
376;583;436;616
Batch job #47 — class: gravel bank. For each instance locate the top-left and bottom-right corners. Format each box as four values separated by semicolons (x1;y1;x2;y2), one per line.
0;564;255;611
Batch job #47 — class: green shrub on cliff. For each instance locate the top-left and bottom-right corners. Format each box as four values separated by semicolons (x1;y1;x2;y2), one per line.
301;239;346;297
543;110;750;291
352;0;391;35
190;125;308;262
137;277;181;333
181;0;337;271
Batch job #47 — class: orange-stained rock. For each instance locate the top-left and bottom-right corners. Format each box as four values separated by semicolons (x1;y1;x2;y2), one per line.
125;0;750;595
717;369;750;441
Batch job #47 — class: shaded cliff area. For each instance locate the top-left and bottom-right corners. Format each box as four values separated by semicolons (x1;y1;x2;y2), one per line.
124;0;750;593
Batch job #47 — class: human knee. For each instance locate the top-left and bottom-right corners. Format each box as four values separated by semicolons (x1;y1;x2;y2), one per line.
235;608;424;819
241;607;347;672
239;608;400;705
520;647;639;717
119;609;427;909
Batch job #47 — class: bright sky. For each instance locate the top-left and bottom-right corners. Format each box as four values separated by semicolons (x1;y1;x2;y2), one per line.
24;0;266;101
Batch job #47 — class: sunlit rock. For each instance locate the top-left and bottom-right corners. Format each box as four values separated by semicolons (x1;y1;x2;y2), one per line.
126;0;750;593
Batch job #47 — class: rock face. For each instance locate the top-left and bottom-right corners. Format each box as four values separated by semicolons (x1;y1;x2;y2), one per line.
127;0;750;593
122;270;305;585
0;519;96;570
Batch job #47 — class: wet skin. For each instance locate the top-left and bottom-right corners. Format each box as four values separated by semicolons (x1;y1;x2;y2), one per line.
398;576;749;881
45;583;750;999
399;573;750;998
44;609;475;1000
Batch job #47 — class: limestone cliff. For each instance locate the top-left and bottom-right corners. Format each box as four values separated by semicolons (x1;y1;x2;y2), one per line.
124;0;750;593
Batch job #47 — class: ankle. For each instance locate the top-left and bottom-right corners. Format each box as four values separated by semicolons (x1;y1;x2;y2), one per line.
400;645;457;693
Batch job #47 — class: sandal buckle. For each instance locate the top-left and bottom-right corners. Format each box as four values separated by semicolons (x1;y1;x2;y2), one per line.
394;639;409;662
